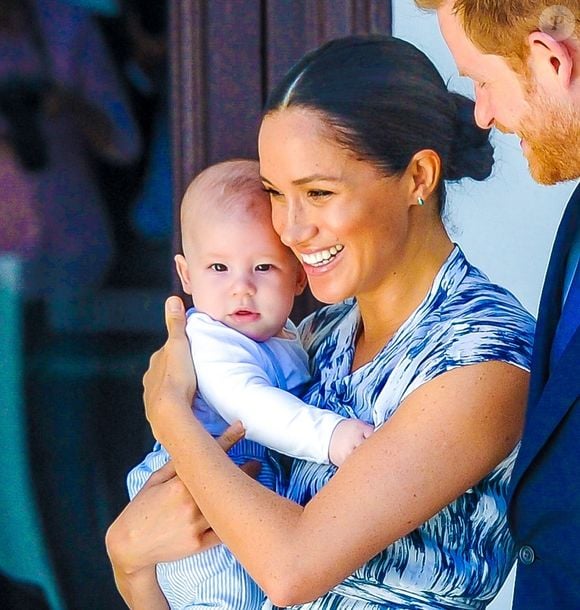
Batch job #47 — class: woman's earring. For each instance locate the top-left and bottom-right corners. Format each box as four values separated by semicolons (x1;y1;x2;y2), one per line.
417;197;425;206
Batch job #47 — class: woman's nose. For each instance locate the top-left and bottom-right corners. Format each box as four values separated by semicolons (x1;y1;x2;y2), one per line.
273;200;317;248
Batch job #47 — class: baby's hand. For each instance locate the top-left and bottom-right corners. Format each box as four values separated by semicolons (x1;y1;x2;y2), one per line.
328;419;374;467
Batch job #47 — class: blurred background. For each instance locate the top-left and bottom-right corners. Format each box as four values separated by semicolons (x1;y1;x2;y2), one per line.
0;1;576;608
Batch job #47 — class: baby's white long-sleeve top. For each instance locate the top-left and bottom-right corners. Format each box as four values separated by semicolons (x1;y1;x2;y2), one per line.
186;310;345;464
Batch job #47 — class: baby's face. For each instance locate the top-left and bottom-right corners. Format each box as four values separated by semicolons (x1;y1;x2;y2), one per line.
179;203;306;342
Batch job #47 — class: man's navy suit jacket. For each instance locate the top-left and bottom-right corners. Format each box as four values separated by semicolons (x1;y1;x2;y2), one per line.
509;184;579;609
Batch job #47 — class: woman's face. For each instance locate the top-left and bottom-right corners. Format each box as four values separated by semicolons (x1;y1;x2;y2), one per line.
258;108;412;305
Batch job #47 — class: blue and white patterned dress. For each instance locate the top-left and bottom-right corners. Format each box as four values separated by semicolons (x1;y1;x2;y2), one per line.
267;246;535;610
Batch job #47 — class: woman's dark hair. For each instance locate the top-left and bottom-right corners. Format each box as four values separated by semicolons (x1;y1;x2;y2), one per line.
264;35;494;211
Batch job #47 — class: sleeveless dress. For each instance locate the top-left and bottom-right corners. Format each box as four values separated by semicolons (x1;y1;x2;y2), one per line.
266;246;535;610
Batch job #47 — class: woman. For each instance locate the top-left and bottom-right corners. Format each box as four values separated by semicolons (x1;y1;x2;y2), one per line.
107;36;534;609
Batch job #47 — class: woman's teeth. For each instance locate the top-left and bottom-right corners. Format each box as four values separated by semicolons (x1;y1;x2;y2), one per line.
301;244;344;267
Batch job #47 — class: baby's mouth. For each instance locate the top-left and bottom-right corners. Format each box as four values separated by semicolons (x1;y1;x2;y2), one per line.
230;309;260;320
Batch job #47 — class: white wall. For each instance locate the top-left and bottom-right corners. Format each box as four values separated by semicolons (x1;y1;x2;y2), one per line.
393;0;577;318
392;2;578;608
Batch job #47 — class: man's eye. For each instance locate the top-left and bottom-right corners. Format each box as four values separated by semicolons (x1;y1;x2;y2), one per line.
255;264;273;272
210;263;227;272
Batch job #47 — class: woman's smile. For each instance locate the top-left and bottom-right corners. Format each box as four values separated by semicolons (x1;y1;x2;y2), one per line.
300;244;344;267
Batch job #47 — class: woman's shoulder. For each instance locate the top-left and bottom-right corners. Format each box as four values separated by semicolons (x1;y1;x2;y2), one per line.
445;252;535;329
427;248;536;369
434;247;531;317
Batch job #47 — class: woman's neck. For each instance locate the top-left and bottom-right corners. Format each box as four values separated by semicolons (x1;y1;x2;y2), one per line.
352;229;453;371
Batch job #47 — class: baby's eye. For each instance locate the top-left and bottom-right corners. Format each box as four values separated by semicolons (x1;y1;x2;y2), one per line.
255;263;273;272
210;263;227;272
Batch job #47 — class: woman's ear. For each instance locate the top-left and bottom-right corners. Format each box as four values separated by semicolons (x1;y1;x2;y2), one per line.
406;149;441;207
175;254;193;295
527;30;575;93
295;264;308;296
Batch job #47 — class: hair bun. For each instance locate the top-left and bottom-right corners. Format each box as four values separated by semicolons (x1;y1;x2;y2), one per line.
445;92;494;182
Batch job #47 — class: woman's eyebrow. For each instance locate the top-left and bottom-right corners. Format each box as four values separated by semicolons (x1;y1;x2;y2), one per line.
292;174;341;185
260;174;341;187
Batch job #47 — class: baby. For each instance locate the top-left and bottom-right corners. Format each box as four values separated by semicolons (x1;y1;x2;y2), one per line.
127;159;373;609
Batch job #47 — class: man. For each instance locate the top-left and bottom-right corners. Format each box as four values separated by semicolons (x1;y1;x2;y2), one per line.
414;1;579;608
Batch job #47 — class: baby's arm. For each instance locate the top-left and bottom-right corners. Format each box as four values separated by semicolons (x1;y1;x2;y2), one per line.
188;313;371;465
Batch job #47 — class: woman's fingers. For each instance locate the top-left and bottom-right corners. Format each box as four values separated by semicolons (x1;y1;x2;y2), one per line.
164;295;187;340
143;296;197;431
142;460;177;488
239;460;262;480
216;421;246;452
198;528;222;550
215;423;262;479
161;297;195;391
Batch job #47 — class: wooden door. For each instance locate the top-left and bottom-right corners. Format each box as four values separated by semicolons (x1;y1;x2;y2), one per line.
169;0;392;318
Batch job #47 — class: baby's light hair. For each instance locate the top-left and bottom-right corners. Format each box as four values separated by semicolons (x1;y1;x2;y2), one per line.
181;159;270;226
180;159;275;258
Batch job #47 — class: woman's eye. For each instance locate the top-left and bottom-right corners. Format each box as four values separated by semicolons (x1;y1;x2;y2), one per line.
255;263;273;272
210;263;227;272
307;189;332;199
263;187;283;200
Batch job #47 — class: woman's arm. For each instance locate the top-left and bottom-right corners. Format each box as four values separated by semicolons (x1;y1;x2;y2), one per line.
147;298;529;607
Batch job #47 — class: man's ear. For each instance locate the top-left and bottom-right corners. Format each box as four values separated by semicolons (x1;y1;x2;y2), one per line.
295;265;308;296
527;31;575;91
175;254;193;295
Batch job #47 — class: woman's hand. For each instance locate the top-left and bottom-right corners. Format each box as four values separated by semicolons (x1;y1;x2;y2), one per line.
107;424;253;574
106;461;213;609
106;462;218;576
106;424;258;606
143;296;197;439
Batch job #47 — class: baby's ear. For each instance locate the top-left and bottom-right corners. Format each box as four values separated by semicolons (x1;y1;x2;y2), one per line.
295;265;308;296
175;254;193;295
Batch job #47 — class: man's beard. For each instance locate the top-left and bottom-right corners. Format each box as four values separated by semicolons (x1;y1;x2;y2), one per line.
518;85;580;185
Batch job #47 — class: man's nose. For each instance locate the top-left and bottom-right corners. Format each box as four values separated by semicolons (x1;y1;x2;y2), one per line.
473;85;494;129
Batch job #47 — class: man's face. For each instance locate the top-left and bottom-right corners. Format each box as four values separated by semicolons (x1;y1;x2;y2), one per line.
437;1;579;184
